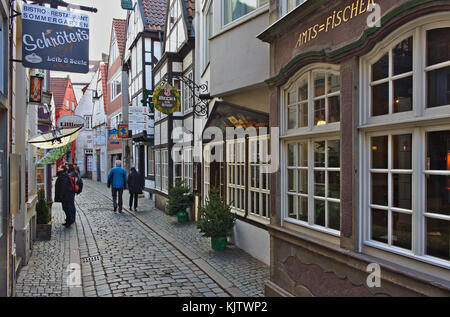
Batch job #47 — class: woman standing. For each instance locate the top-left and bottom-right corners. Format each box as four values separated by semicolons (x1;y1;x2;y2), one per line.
128;167;144;211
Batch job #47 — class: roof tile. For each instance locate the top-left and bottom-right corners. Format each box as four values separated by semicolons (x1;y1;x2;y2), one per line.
142;0;167;31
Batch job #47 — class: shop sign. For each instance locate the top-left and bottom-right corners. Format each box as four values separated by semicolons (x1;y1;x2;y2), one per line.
29;76;43;103
295;0;378;48
152;83;181;115
57;114;86;130
22;3;90;73
118;124;129;138
121;0;134;10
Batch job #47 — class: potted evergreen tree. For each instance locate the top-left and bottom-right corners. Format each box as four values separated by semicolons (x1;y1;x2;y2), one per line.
197;187;236;251
36;188;52;240
166;180;193;223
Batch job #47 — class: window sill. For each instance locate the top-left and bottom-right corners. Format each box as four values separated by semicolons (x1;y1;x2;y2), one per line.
283;217;341;238
281;124;341;140
364;240;450;271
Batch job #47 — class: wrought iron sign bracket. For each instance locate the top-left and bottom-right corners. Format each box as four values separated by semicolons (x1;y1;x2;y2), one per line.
161;73;212;118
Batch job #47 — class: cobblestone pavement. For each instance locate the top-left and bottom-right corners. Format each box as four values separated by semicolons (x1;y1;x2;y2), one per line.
16;203;71;297
86;180;269;297
75;186;228;297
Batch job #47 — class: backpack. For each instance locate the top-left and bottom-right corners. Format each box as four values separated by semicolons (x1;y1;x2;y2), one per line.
68;176;79;194
76;177;83;194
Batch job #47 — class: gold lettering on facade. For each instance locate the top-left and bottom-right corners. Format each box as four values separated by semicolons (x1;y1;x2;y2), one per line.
295;0;378;48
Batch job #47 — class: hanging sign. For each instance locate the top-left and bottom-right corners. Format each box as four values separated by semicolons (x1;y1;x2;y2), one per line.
152;83;181;115
118;124;129;138
22;3;90;73
108;129;119;145
57;114;86;130
29;76;43;103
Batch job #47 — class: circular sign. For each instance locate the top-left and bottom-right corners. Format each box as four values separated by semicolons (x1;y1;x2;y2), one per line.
57;114;86;130
152;83;181;115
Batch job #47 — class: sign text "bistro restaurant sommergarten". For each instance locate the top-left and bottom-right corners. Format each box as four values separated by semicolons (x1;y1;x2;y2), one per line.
295;0;378;48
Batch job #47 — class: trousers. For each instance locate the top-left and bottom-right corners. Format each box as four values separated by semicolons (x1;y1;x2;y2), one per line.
129;193;139;210
112;188;124;211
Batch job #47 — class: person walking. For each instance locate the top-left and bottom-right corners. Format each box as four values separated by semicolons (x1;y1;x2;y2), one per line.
54;165;72;227
66;164;79;227
128;167;144;211
107;160;127;213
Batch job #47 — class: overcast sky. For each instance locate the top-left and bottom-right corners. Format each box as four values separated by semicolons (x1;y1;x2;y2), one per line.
51;0;127;99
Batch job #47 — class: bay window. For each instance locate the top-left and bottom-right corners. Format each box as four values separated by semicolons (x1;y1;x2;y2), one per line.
223;0;268;25
361;17;450;267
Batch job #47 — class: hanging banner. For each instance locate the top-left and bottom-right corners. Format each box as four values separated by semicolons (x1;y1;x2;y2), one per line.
152;83;181;115
36;142;72;165
118;124;129;138
22;3;90;73
29;76;43;103
108;129;119;145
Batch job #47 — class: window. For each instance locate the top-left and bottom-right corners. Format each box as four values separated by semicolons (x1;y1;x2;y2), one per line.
66;100;70;110
361;18;450;267
223;0;268;25
183;71;194;112
204;2;213;68
248;136;270;219
162;149;169;193
227;139;246;212
147;147;154;176
286;138;341;232
111;32;118;62
111;76;122;101
183;147;193;191
155;149;161;190
282;64;341;235
84;115;92;129
72;101;75;111
285;69;340;131
204;144;211;203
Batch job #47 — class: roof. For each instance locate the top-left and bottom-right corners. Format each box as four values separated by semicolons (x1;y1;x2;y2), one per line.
49;78;69;108
181;0;195;36
141;0;167;31
112;18;127;59
100;63;108;111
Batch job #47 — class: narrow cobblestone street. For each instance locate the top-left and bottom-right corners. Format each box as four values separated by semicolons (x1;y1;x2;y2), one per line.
15;180;269;297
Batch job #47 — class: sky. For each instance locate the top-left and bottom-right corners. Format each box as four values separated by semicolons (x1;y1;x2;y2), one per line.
51;0;127;99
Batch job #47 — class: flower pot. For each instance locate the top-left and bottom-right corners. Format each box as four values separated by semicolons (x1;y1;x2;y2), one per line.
36;222;52;241
177;211;189;223
211;237;227;251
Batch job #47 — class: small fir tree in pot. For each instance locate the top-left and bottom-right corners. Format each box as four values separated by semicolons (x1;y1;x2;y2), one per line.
197;187;236;250
166;180;193;222
36;188;52;240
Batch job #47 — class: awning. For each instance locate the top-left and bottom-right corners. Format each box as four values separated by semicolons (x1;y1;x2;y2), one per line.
202;101;269;143
36;142;72;165
28;127;82;149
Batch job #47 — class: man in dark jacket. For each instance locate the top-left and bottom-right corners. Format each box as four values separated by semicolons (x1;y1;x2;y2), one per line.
54;165;72;227
128;167;144;211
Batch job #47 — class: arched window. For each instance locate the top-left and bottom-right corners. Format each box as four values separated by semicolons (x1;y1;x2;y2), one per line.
360;14;450;267
281;64;341;236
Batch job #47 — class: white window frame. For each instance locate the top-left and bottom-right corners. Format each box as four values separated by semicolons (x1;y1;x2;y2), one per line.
110;73;122;102
281;64;341;138
183;147;193;191
282;136;341;236
222;0;269;27
203;143;212;204
161;148;169;194
155;149;161;190
359;13;450;269
248;135;270;223
226;138;246;215
182;71;194;113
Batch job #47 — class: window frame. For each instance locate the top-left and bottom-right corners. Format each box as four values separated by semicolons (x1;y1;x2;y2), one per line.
281;64;341;138
222;0;269;28
359;14;450;269
282;135;341;236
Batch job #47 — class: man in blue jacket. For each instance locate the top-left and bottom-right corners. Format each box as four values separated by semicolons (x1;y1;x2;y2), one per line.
107;160;128;213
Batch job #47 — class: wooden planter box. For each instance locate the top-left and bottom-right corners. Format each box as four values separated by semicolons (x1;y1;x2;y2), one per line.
36;222;52;241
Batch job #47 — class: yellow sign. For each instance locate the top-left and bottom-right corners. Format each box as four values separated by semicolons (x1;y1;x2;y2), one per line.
295;0;377;48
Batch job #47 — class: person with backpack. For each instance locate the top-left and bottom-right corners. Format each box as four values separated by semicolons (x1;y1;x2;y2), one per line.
66;164;79;227
55;165;72;227
128;167;144;211
107;160;128;213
